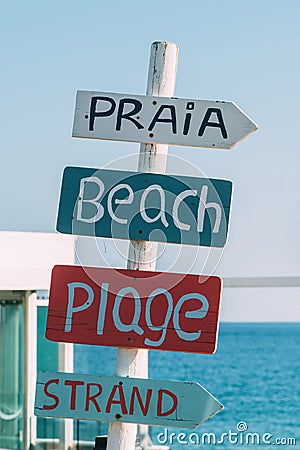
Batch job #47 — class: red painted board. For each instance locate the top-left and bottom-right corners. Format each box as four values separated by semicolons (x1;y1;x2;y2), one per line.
46;265;222;354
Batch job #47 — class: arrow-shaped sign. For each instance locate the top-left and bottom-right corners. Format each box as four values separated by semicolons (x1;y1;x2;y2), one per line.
72;90;258;149
35;371;223;429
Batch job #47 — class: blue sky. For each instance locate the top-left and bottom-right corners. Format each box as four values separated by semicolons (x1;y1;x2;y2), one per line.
1;1;299;320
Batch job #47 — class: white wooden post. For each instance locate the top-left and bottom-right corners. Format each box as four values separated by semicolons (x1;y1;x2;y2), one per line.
106;41;178;450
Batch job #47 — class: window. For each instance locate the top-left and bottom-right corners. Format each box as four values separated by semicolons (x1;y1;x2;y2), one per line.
0;299;23;450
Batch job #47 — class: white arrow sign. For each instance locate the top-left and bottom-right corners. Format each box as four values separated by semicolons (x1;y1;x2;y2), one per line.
72;90;258;149
35;371;223;429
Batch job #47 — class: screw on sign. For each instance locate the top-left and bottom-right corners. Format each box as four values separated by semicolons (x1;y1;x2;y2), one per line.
35;371;224;429
46;265;222;354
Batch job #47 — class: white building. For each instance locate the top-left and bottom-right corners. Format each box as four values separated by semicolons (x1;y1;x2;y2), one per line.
0;232;75;450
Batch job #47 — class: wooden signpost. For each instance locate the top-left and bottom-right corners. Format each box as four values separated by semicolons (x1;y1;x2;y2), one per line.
35;371;223;429
46;265;222;354
73;90;258;149
56;167;233;247
35;40;258;450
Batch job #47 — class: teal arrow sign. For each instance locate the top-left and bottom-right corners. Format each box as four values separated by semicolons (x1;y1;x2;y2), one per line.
35;371;223;429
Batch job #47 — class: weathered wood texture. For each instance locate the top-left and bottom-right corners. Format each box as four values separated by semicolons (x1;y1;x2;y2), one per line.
35;371;223;429
56;167;233;248
46;265;222;354
73;91;258;149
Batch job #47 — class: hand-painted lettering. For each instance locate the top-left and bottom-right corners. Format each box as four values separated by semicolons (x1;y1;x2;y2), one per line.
173;189;197;231
183;111;192;135
43;379;59;410
129;387;153;416
75;175;225;239
144;288;173;347
148;105;177;134
64;380;84;410
77;177;105;223
105;385;128;414
197;185;221;233
157;389;178;417
85;383;102;412
65;282;95;332
87;96;230;141
64;282;210;348
97;283;109;335
107;183;134;224
140;185;169;228
113;287;144;335
116;99;143;131
36;375;188;423
173;293;209;341
89;96;116;131
198;108;227;138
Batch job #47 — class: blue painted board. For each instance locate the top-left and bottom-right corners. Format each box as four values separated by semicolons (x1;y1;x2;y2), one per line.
56;167;232;248
35;371;223;429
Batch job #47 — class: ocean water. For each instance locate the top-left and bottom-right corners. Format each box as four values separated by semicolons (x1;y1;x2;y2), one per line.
74;323;300;449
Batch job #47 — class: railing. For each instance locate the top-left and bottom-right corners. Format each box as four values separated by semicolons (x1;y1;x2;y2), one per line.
223;276;300;288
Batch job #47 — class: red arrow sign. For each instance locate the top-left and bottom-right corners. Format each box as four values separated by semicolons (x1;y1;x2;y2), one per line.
46;265;222;353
